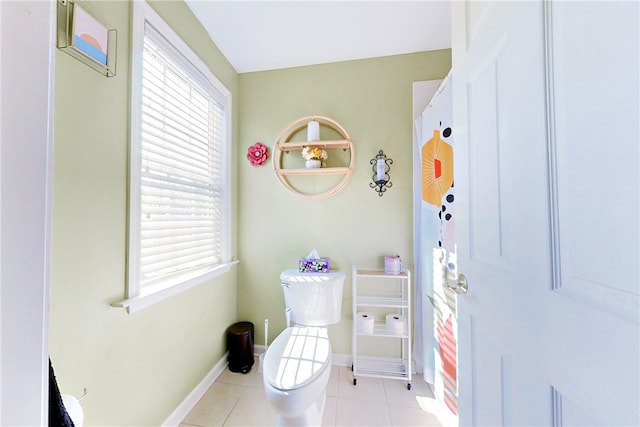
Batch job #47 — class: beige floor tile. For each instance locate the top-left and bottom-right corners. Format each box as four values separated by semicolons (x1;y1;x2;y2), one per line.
337;366;386;403
216;365;258;386
223;384;279;426
383;376;434;409
326;366;340;397
181;363;446;427
322;396;337;427
388;404;443;427
335;398;392;426
182;381;245;427
247;369;264;388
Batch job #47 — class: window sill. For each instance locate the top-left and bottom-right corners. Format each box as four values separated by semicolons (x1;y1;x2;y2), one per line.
111;260;239;314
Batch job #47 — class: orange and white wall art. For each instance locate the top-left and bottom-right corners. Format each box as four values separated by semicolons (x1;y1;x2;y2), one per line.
72;4;109;65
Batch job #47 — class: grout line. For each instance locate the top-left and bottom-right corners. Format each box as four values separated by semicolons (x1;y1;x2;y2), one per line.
219;374;249;427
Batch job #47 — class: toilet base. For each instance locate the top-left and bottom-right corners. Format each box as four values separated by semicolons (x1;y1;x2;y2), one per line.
277;391;326;427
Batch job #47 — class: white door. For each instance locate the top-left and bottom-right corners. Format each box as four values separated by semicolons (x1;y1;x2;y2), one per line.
1;1;55;424
452;1;639;426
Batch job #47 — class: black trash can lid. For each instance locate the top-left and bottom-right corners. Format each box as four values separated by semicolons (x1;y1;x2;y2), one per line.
228;321;254;334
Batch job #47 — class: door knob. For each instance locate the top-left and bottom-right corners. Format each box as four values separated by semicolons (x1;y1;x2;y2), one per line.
445;273;468;295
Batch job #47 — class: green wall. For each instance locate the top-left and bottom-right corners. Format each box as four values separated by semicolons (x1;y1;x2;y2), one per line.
49;1;239;425
237;51;451;356
49;0;450;423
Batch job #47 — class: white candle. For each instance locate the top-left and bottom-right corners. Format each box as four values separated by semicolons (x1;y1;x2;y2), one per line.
307;120;320;141
376;158;385;181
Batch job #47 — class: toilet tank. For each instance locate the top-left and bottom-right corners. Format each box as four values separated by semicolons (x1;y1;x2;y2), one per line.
280;269;345;326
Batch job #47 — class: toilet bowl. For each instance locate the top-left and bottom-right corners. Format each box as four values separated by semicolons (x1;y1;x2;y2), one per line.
263;326;332;426
263;270;344;427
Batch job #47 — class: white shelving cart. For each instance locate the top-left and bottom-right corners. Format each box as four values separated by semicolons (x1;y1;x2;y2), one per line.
351;265;412;390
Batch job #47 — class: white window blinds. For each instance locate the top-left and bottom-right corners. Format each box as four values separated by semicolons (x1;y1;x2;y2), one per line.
133;22;227;290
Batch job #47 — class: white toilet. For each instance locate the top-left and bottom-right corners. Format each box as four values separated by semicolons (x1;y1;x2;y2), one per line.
263;269;345;427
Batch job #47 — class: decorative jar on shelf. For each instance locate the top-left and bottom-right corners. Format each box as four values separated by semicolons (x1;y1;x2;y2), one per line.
305;158;322;169
302;146;327;169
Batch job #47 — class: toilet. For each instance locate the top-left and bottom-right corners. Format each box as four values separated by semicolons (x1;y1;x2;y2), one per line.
263;269;345;427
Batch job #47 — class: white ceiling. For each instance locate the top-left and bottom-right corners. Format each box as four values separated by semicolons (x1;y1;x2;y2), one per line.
185;1;451;74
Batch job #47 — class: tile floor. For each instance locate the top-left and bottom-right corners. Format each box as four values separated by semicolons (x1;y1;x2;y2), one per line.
180;358;446;427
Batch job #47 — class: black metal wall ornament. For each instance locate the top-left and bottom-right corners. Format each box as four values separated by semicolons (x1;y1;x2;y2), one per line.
370;150;393;196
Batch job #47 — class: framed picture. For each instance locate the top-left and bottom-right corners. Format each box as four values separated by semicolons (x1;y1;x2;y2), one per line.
57;0;116;77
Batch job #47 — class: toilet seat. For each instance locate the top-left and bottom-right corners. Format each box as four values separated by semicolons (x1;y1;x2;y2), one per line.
264;326;331;391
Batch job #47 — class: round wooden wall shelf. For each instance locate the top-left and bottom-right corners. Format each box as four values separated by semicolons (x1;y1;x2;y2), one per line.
272;115;355;199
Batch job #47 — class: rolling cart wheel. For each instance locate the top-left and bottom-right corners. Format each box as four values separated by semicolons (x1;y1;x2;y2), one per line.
351;364;353;371
407;383;412;390
353;378;357;386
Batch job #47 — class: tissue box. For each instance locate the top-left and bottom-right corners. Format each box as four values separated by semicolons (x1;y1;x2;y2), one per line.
298;257;330;273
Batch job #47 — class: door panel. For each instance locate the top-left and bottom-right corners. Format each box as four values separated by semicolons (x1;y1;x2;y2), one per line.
453;1;639;426
544;1;639;424
465;2;496;52
468;59;503;262
550;1;639;320
558;391;600;427
472;323;510;426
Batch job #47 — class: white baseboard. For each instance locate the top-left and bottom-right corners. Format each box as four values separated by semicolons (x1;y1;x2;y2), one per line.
162;352;229;427
331;352;353;367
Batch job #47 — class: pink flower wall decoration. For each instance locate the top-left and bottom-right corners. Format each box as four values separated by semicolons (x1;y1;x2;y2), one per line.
247;142;269;166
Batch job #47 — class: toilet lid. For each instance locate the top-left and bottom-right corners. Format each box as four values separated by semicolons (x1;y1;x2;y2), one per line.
264;326;331;391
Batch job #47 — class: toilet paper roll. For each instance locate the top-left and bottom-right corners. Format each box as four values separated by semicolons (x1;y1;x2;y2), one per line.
356;312;375;334
386;313;407;335
62;394;84;427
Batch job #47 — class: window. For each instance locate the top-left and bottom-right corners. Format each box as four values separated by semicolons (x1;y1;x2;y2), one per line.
123;1;233;312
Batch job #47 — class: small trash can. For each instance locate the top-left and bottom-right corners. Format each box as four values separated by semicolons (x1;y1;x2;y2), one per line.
227;321;254;373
